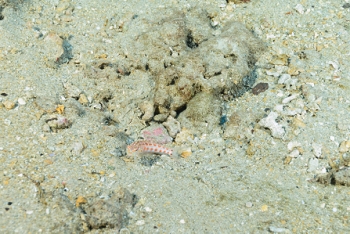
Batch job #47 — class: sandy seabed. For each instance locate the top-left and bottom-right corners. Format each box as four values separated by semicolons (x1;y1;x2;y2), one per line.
1;0;350;233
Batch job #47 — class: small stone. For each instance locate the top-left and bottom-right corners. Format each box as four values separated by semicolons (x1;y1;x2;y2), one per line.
18;98;26;105
139;101;154;122
44;159;53;165
175;128;193;144
3;100;15;110
75;196;87;207
153;113;168;122
339;141;350;153
163;116;181;138
261;204;268;212
78;94;89;105
343;3;350;8
246;202;253;208
252;83;269;95
179;147;192;158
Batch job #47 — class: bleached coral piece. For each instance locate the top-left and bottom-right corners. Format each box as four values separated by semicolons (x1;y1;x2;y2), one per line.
258;111;285;138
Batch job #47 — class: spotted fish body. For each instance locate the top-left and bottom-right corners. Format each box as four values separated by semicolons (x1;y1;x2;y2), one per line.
127;141;173;156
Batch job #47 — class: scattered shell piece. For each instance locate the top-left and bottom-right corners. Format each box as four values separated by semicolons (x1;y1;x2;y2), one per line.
144;207;152;212
308;158;319;172
289;149;300;158
136;220;145;226
268;226;291;233
18;98;26;105
258;112;285;138
282;94;298;104
278;74;291;84
294;4;305;14
287;141;301;151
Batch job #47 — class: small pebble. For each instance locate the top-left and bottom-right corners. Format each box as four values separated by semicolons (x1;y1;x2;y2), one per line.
3;100;15;110
246;202;253;208
252;83;268;95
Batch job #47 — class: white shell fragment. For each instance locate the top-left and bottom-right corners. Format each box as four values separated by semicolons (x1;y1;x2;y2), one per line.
294;4;305;14
18;98;26;105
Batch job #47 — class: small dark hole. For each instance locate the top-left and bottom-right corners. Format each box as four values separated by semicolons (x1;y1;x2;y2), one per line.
8;202;12;205
186;32;198;49
175;104;187;116
1;93;8;96
5;208;9;211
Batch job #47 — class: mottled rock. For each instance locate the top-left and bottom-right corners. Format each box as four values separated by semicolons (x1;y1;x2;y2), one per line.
162;116;181;138
139;101;154;122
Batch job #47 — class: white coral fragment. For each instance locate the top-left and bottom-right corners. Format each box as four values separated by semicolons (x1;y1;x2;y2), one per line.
258;112;285;138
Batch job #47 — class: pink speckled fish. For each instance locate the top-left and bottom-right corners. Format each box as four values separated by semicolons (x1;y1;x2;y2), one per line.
127;141;173;156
